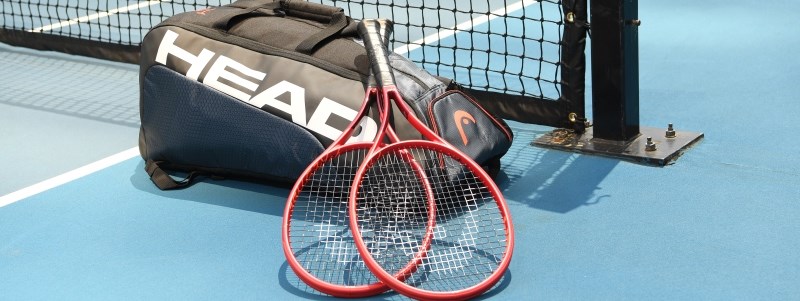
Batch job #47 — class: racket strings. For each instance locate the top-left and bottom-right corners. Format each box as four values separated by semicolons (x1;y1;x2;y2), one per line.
356;145;509;293
289;147;378;287
356;153;431;272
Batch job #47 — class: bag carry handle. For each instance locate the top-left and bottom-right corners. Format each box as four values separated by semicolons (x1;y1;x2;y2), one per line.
207;3;282;32
280;0;350;54
207;1;349;54
280;0;343;23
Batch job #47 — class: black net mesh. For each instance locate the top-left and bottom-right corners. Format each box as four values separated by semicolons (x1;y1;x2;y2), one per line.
0;1;226;45
1;0;574;120
311;0;564;101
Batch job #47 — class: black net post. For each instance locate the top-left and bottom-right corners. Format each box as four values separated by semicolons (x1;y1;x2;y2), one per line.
589;0;640;141
535;0;703;166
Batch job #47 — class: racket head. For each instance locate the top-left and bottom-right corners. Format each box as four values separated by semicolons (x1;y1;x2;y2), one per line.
282;141;390;297
350;140;514;300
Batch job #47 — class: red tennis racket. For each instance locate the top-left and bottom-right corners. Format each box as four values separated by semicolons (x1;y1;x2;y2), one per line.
281;86;386;297
350;19;515;301
281;20;420;298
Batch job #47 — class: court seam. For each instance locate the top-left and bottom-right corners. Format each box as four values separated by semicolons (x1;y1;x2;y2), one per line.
0;0;533;207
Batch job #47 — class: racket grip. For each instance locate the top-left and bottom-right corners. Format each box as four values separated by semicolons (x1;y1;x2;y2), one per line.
358;19;395;87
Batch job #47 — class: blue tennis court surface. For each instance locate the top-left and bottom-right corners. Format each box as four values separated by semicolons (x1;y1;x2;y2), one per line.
2;0;800;300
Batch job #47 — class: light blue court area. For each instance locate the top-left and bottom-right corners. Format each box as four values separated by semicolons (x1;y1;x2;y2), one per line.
2;0;800;300
0;45;140;197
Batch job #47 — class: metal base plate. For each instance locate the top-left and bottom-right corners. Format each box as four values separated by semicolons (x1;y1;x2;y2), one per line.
532;126;704;166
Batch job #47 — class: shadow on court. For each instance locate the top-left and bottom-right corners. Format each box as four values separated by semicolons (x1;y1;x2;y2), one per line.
277;259;514;301
277;260;399;301
497;126;619;213
128;125;618;217
0;45;141;128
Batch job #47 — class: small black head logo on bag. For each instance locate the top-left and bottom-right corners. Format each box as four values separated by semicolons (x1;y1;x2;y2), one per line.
454;110;476;146
195;7;214;15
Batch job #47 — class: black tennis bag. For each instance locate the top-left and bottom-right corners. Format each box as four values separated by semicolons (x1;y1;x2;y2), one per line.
139;0;513;190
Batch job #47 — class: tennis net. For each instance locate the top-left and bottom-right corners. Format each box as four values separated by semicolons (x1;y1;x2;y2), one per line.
0;0;587;127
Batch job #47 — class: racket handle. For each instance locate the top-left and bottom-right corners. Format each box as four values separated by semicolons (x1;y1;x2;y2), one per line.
358;19;395;87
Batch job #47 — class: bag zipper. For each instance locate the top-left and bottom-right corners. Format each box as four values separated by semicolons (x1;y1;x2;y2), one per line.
154;22;365;82
153;23;436;91
392;63;431;91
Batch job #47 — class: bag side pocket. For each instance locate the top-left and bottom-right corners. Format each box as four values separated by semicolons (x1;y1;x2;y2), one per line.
427;90;513;166
140;65;324;187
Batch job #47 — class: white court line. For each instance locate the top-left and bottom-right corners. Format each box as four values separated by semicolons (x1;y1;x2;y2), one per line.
1;0;535;207
0;147;140;208
28;0;168;33
393;0;536;55
2;0;163;207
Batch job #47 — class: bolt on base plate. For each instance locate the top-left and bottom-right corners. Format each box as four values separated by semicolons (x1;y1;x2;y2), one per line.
531;126;704;166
